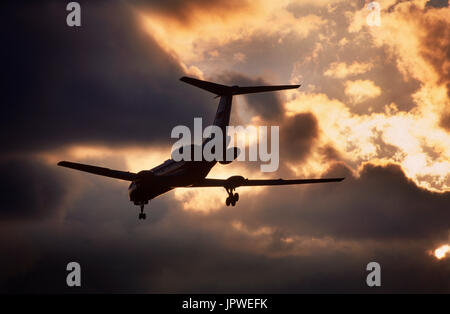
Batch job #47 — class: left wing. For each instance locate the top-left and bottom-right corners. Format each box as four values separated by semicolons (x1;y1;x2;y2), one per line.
186;175;344;189
57;161;137;181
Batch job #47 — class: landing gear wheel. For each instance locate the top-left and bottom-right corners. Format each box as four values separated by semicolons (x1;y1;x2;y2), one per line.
225;188;240;207
138;204;146;220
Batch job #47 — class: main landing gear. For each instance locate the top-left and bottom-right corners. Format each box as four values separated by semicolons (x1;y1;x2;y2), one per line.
138;204;146;220
225;187;239;207
133;199;149;220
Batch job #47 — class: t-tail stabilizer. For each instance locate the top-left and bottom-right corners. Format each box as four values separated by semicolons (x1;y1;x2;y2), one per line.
180;76;300;96
180;76;300;130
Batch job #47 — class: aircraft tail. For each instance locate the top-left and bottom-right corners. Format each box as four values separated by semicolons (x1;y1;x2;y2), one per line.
180;76;300;96
179;76;300;142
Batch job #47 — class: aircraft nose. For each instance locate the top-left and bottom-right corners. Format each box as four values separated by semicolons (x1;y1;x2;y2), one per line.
128;181;138;200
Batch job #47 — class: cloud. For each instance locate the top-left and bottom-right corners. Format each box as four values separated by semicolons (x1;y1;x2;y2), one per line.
441;112;450;131
233;52;247;63
133;0;253;25
0;158;69;220
4;1;214;154
250;162;450;241
349;1;450;127
139;1;326;63
426;0;449;8
417;6;450;131
286;90;450;191
2;160;450;293
280;113;319;162
344;79;382;104
324;61;374;78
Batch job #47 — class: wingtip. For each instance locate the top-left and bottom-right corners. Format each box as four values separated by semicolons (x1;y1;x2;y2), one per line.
180;76;197;82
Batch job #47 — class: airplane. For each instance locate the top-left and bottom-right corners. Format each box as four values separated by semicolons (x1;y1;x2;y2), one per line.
58;76;344;219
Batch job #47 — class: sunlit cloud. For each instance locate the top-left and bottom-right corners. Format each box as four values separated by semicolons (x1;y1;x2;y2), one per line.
324;61;374;78
285;90;450;191
134;0;450;196
40;144;170;174
138;1;326;64
344;79;381;104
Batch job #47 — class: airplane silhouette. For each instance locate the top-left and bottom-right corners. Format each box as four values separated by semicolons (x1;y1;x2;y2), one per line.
58;76;344;219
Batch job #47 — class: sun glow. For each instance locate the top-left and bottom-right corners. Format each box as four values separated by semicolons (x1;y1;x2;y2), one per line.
434;244;450;260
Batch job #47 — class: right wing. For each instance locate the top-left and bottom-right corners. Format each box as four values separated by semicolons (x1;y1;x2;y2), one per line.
57;161;137;181
188;176;344;189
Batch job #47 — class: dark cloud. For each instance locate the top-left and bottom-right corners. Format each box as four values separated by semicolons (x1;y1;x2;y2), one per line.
0;212;365;293
4;0;213;154
231;162;450;242
426;0;449;8
280;113;319;162
0;158;68;220
318;144;342;162
2;161;450;293
441;112;450;131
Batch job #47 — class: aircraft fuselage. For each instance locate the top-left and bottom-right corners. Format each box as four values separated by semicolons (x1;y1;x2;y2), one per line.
128;159;216;205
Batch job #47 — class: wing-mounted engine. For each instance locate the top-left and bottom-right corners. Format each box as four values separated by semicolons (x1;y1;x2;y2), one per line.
224;175;246;188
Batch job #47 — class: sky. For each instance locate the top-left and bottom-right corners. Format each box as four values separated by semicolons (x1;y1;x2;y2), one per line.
2;0;450;292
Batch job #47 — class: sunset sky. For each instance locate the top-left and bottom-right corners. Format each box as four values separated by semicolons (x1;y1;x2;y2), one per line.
2;0;450;292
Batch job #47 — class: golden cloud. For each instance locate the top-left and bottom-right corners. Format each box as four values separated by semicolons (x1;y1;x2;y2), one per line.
344;79;382;104
324;61;374;78
138;1;326;64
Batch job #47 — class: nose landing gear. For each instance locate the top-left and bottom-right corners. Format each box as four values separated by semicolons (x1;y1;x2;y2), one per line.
225;188;239;206
138;204;146;220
